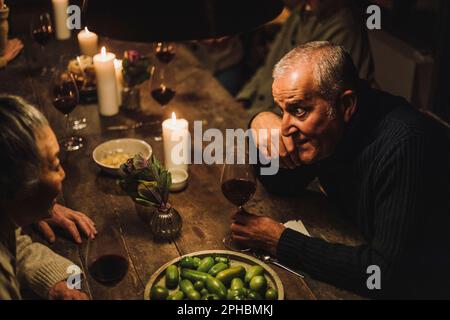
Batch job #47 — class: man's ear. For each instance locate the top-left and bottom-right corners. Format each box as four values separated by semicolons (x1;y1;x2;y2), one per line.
340;90;357;123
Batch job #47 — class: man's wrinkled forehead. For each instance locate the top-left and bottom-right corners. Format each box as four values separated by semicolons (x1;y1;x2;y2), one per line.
272;65;315;101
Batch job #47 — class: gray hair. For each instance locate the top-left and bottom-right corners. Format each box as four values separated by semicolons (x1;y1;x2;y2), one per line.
273;41;360;111
0;95;49;199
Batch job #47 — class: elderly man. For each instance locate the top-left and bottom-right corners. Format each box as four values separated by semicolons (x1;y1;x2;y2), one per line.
0;95;92;300
233;42;450;299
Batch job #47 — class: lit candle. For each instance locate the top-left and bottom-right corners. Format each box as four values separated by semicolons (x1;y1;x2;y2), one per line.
52;0;70;40
114;59;123;106
93;47;119;116
162;112;189;171
77;27;98;56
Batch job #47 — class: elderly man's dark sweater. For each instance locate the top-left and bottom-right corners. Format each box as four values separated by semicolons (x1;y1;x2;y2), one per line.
258;85;450;299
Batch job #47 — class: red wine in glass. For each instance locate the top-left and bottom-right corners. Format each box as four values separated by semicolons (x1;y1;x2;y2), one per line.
220;156;257;252
221;179;257;207
88;254;129;286
32;29;51;46
53;95;78;115
51;70;84;152
151;86;176;106
154;42;176;64
30;13;53;75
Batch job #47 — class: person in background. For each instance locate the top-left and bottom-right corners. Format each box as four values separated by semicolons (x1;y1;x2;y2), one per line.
188;36;245;96
0;95;94;300
0;38;23;69
0;1;23;69
237;0;374;113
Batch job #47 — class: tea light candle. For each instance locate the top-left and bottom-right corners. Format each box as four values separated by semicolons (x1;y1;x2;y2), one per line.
52;0;70;40
77;27;98;56
162;112;189;171
114;59;123;106
93;47;119;116
169;168;189;192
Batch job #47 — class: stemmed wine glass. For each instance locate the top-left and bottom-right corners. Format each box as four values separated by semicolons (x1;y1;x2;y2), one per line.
221;148;257;252
150;65;176;141
30;12;53;75
154;42;176;65
86;224;129;287
50;68;84;151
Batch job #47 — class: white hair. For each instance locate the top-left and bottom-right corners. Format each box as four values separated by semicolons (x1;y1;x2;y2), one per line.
273;41;359;113
0;95;49;199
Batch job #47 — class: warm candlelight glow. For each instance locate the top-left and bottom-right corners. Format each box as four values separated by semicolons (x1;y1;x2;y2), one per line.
76;56;85;74
171;112;177;125
101;46;106;57
114;59;122;69
84;26;90;34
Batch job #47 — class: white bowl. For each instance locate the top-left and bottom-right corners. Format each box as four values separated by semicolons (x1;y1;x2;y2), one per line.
168;168;189;192
92;138;152;175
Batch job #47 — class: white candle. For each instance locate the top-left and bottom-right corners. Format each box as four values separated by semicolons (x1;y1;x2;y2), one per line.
114;59;123;106
93;47;119;116
52;0;70;40
162;112;190;171
77;27;98;56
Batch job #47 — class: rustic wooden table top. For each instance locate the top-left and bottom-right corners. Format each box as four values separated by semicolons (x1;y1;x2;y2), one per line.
0;36;364;300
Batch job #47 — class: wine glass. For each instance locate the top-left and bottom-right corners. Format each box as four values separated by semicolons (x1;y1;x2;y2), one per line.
151;65;176;108
30;12;53;75
150;65;176;141
50;68;84;151
86;224;129;286
154;42;176;65
221;148;257;252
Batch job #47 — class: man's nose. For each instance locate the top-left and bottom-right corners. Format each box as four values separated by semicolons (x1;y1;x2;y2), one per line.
281;113;298;137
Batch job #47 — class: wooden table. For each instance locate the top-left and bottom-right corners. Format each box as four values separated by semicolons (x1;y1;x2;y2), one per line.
0;36;364;300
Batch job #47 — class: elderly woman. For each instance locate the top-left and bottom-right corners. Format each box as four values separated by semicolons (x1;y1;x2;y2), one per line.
0;95;95;300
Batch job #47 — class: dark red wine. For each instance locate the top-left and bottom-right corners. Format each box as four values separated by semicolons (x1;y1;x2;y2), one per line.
151;87;176;106
32;30;51;46
221;179;256;207
88;254;129;286
53;96;78;114
156;50;175;64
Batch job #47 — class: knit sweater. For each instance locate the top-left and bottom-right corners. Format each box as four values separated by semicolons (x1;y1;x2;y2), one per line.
257;84;450;299
0;216;78;299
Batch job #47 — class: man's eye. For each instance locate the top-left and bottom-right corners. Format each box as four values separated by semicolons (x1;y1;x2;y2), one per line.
294;108;307;117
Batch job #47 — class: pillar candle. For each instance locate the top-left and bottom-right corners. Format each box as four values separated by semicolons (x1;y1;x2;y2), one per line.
93;47;119;116
162;112;189;171
77;27;98;56
52;0;70;40
114;59;123;106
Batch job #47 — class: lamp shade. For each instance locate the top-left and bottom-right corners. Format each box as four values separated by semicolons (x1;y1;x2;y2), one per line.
82;0;284;42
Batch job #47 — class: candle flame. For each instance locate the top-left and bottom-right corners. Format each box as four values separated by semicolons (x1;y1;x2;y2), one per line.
171;112;177;125
84;26;90;34
101;46;106;57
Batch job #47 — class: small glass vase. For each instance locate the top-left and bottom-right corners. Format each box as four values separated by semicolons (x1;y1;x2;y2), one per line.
150;204;182;241
122;85;141;112
134;203;182;241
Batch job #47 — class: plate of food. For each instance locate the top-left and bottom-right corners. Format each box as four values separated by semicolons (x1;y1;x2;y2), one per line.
92;138;152;175
144;250;284;300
